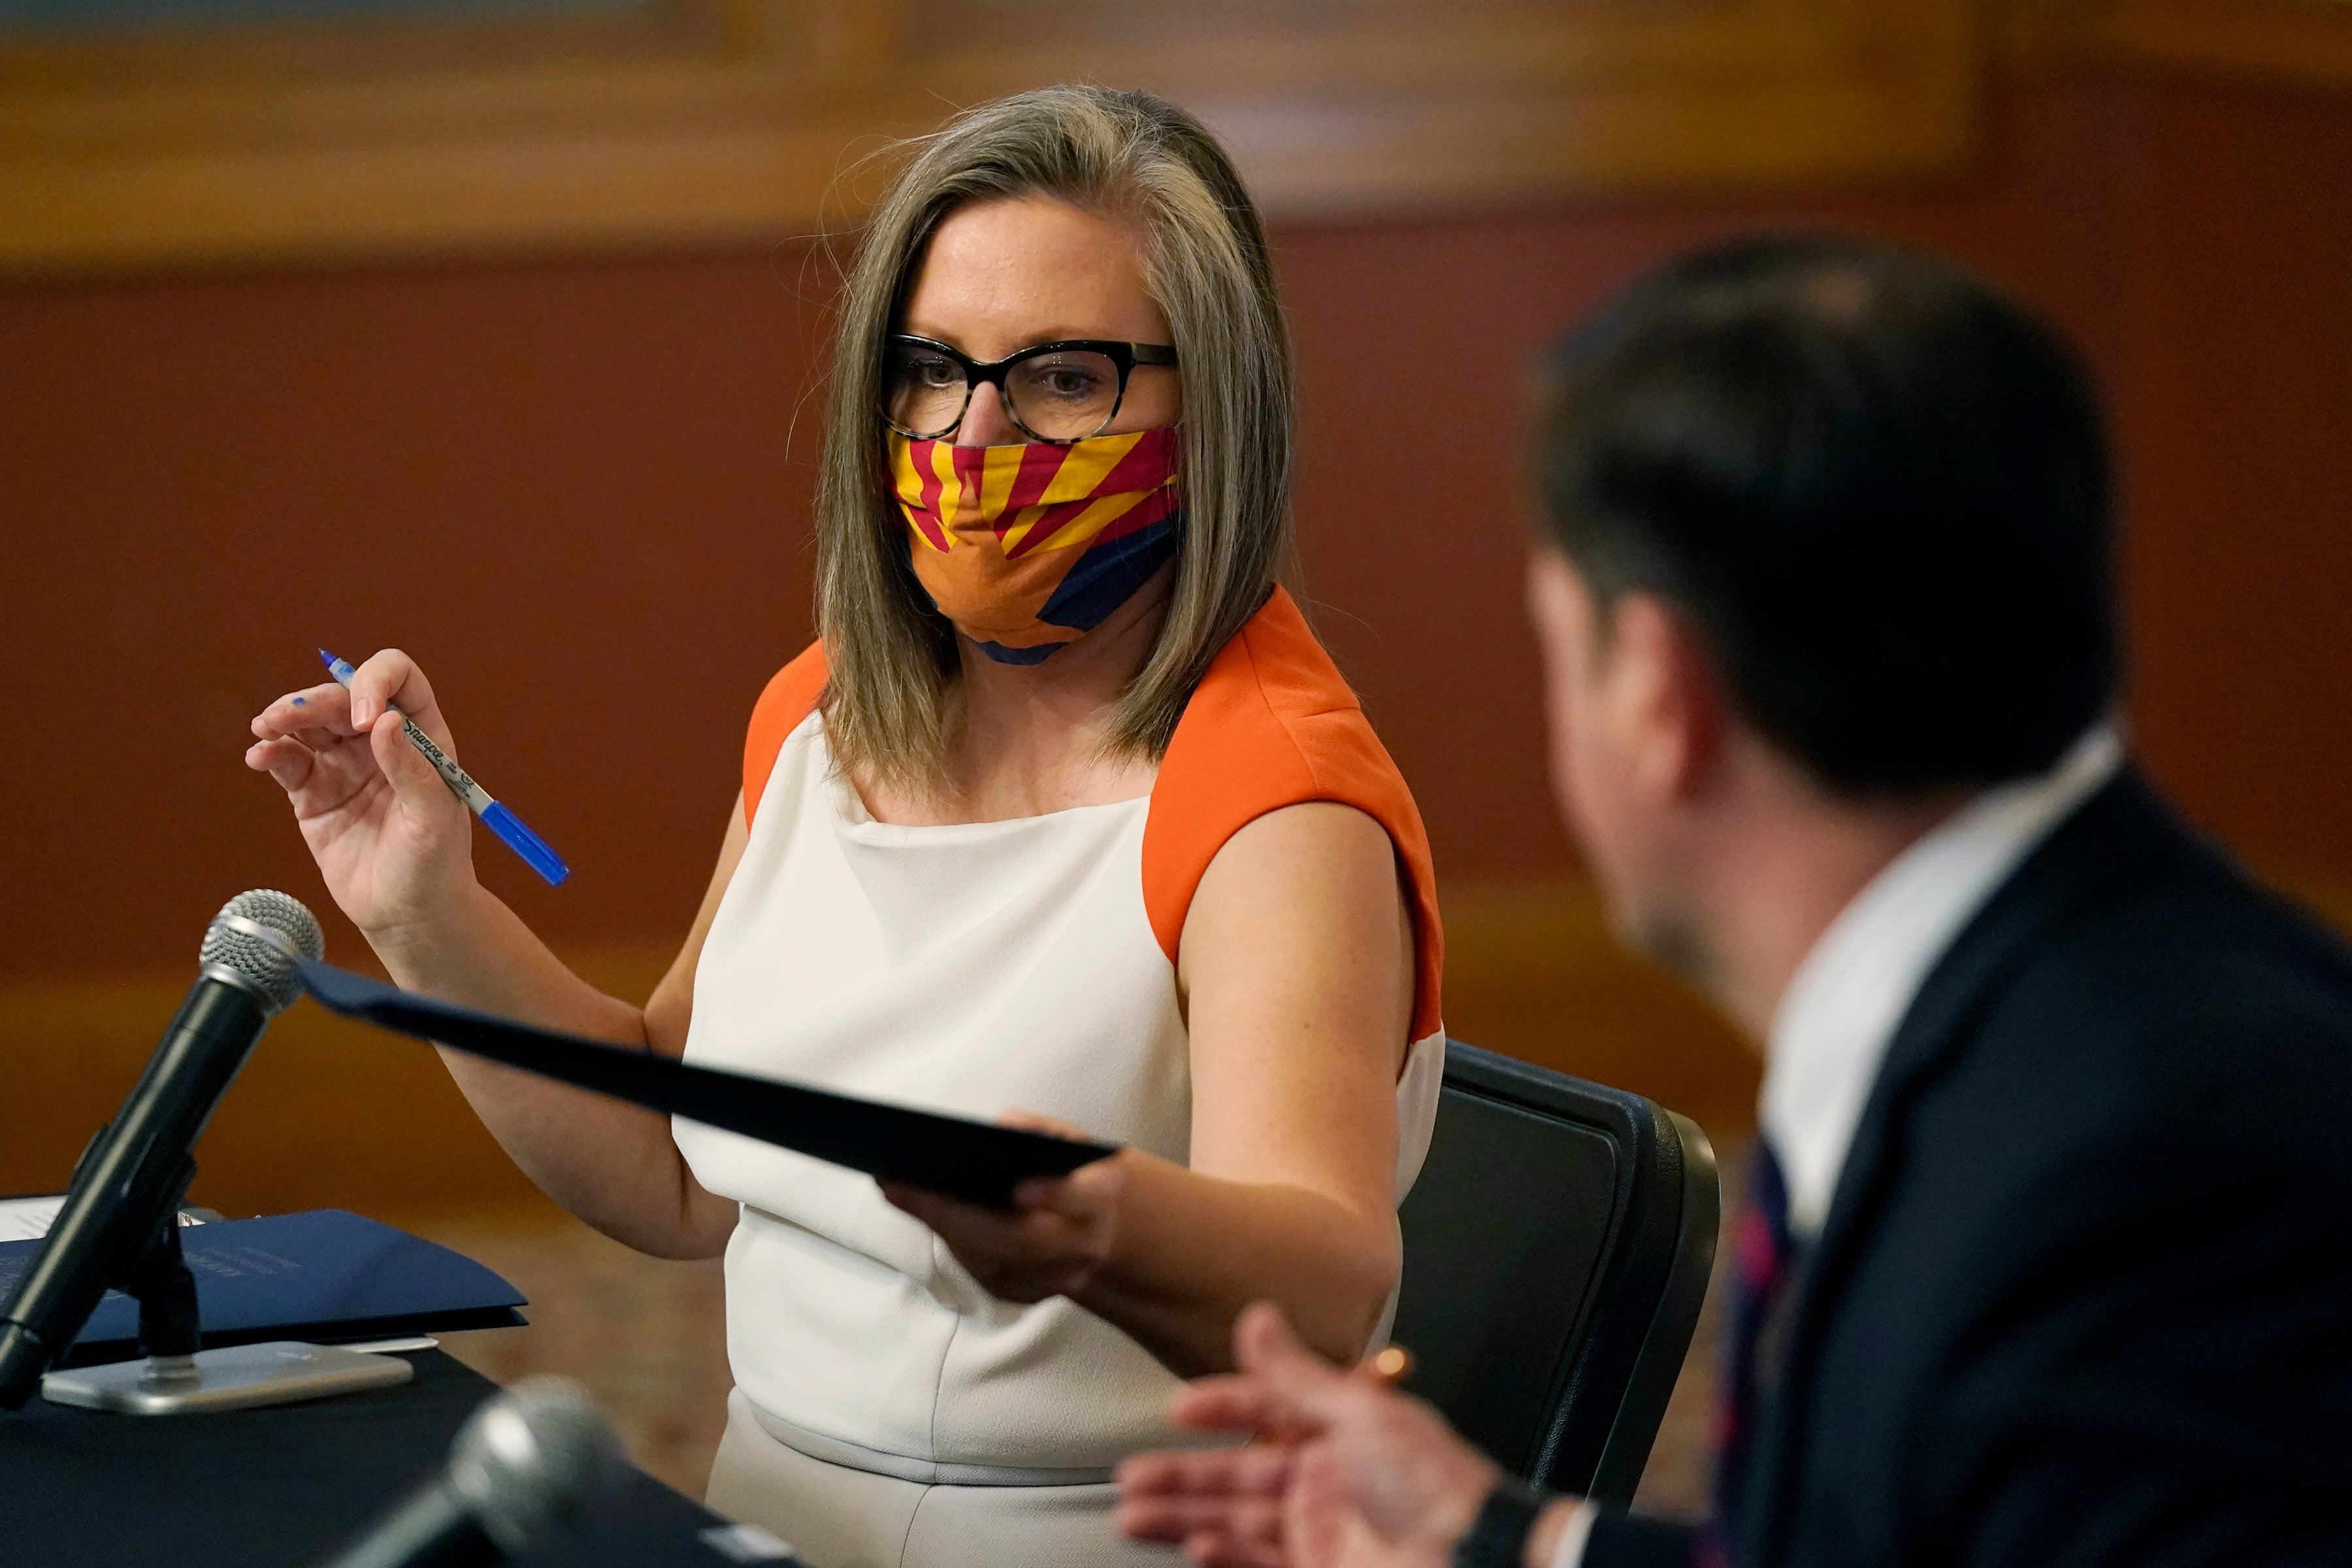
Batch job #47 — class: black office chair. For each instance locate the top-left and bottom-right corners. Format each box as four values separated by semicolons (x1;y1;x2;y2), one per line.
1392;1040;1720;1505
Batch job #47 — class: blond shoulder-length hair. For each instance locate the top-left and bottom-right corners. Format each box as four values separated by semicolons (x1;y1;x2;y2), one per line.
815;86;1294;790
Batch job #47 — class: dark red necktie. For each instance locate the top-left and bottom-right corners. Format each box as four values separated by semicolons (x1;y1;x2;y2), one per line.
1701;1139;1797;1568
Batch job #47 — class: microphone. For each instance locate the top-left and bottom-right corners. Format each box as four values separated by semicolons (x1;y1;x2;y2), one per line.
0;890;323;1409
315;1377;624;1568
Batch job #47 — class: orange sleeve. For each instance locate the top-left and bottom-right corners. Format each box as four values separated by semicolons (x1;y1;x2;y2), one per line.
742;642;830;828
1141;589;1445;1044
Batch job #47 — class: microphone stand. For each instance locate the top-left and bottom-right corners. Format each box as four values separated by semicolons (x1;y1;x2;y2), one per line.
2;891;414;1416
34;1152;415;1416
126;1161;203;1373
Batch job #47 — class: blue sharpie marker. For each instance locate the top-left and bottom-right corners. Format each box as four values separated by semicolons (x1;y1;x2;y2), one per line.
318;649;571;887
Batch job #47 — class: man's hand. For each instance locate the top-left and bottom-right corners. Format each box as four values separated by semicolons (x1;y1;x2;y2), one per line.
1116;1302;1503;1568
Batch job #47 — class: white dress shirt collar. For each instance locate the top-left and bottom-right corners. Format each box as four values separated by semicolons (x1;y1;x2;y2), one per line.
1760;725;2125;1239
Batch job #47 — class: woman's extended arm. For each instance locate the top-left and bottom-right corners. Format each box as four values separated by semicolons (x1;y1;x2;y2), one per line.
886;799;1414;1375
390;810;746;1259
246;649;742;1260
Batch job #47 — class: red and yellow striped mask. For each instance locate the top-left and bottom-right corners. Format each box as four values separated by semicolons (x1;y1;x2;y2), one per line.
888;425;1182;665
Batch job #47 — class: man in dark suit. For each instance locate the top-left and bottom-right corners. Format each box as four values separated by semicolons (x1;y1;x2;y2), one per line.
1113;236;2352;1567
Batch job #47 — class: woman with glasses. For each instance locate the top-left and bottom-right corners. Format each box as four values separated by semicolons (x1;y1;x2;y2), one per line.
245;86;1443;1568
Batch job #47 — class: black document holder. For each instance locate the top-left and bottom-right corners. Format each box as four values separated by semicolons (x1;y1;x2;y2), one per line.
299;960;1117;1209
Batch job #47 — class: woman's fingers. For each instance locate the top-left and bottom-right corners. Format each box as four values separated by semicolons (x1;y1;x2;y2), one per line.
248;720;383;807
367;708;461;809
880;1177;1112;1301
1010;1155;1120;1222
252;682;356;742
884;1172;1105;1244
879;1182;977;1230
348;648;449;742
879;1184;1037;1264
256;653;457;763
250;674;466;830
999;1107;1095;1141
245;734;318;792
885;1184;1071;1253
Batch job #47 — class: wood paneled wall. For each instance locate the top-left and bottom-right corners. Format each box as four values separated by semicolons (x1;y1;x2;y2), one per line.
2004;0;2352;83
5;62;2352;1213
1;0;1976;270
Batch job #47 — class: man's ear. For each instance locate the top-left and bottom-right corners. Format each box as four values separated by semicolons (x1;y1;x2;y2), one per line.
1607;591;1727;806
1525;549;1586;676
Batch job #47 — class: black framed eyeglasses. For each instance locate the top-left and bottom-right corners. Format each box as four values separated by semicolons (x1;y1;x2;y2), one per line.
881;335;1180;445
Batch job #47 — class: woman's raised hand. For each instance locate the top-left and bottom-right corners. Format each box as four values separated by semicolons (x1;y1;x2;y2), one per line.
244;649;478;941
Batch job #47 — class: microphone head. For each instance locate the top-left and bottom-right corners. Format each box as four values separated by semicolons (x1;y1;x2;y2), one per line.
446;1377;624;1555
199;889;324;1016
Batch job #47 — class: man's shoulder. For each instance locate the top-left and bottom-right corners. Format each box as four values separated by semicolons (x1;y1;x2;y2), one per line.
1822;772;2352;1253
1903;791;2352;1205
1984;835;2352;1083
1806;796;2352;1556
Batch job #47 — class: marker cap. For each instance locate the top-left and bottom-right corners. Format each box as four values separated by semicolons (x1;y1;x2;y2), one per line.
482;802;571;887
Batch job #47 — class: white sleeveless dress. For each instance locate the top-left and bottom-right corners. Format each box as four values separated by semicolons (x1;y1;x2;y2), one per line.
676;590;1446;1568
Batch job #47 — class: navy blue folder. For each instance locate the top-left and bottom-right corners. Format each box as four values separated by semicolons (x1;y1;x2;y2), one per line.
0;1209;526;1366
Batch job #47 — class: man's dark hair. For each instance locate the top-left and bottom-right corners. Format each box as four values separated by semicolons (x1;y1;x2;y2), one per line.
1537;233;2119;795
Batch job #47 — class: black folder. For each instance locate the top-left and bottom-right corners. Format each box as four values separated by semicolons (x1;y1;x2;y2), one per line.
298;960;1117;1209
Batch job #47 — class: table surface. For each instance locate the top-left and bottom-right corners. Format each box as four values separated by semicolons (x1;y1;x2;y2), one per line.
0;1347;743;1566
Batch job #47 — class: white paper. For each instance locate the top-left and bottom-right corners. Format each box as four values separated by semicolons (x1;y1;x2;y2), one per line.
0;1195;67;1243
0;1194;207;1243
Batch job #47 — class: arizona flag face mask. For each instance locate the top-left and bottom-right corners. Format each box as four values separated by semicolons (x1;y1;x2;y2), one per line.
889;425;1182;664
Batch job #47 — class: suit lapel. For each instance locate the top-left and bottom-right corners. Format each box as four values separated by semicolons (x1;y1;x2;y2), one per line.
1735;771;2184;1567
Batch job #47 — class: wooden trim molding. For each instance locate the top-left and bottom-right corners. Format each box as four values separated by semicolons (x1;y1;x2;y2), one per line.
2001;0;2352;86
0;0;1976;274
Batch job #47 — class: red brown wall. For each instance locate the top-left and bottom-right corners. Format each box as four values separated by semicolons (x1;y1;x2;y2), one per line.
3;69;2349;984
